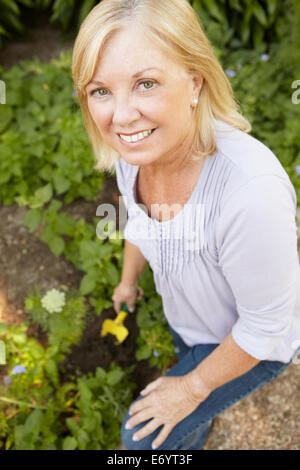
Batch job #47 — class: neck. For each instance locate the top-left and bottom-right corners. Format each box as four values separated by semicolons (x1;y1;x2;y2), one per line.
141;149;204;183
141;133;203;182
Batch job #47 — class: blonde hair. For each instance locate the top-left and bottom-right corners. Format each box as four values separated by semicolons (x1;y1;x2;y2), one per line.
72;0;251;175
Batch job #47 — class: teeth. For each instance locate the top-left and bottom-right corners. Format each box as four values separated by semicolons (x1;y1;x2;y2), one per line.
120;129;153;143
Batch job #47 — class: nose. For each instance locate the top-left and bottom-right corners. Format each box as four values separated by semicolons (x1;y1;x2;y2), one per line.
112;95;141;129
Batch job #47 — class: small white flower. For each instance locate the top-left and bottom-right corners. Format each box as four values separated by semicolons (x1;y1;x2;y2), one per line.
41;288;66;313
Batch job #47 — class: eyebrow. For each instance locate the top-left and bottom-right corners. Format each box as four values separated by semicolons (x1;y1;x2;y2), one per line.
88;67;162;86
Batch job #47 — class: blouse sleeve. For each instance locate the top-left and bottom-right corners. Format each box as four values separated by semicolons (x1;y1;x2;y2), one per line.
115;158;129;210
216;174;299;360
115;159;139;247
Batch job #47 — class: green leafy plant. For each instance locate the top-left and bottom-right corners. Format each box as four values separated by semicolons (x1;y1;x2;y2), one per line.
219;2;300;202
23;198;123;315
25;285;90;356
0;51;104;207
0;0;99;48
0;322;136;450
0;0;28;48
64;362;136;450
190;0;285;50
49;0;99;33
135;269;176;374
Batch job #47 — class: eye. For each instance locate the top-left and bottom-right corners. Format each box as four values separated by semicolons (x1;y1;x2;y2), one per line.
90;88;108;97
138;80;156;91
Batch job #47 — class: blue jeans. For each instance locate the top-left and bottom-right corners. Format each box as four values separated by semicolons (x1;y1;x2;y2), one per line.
121;326;299;450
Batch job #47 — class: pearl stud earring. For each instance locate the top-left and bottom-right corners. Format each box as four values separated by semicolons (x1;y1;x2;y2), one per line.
192;98;198;106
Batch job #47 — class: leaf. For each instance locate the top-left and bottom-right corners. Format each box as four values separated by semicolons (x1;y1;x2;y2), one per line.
0;171;11;184
229;0;242;12
135;345;152;360
81;415;98;433
24;409;42;440
103;263;120;285
57;382;77;404
79;274;96;295
77;429;89;449
241;10;252;44
63;436;78;450
30;83;50;107
30;342;45;359
66;417;80;434
79;240;98;260
45;358;59;386
91;297;113;316
30;184;53;208
253;22;264;47
48;235;65;257
13;332;27;344
202;0;226;23
0;106;13;132
95;367;107;382
53;171;71;194
23;209;41;233
31;142;45;158
78;0;96;26
107;369;125;386
266;0;278;17
14;424;33;450
39;164;53;182
253;2;267;26
78;382;93;403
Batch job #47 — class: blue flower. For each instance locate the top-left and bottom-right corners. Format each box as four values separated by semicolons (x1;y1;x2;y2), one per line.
261;54;269;62
153;350;160;357
295;166;300;176
3;375;12;386
225;70;236;78
12;365;27;375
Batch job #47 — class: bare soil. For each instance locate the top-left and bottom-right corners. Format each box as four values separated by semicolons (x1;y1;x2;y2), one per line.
0;15;74;70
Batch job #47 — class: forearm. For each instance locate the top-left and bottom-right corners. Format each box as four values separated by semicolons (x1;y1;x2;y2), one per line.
187;332;260;399
121;239;148;286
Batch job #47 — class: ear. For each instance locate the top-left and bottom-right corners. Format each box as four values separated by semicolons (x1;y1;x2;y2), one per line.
192;73;204;98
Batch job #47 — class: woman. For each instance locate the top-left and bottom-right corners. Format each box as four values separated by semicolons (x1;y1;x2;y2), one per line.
72;0;300;450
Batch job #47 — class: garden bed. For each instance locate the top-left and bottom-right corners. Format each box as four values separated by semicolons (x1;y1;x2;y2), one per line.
0;195;161;393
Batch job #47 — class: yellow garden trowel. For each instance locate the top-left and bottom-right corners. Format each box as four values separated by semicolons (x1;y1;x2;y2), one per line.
100;302;129;345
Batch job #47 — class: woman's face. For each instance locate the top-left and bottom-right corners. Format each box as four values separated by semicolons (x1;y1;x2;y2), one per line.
86;24;202;169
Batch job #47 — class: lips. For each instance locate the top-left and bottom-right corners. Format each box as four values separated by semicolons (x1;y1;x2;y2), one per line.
118;128;156;136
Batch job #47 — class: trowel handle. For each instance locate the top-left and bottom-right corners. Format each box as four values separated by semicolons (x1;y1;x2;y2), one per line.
121;302;129;313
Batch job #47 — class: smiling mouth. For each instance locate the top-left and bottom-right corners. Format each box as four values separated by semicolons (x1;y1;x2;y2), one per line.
118;128;157;143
